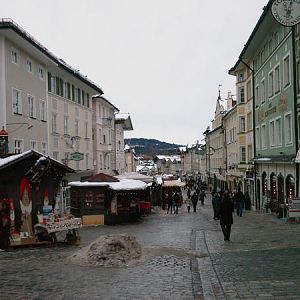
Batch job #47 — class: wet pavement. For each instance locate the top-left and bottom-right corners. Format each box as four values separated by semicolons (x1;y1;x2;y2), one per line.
1;192;300;299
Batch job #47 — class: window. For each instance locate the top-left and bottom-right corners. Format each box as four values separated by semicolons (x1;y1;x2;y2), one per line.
270;120;275;147
239;116;246;133
268;71;274;97
41;142;47;155
275;117;282;146
64;116;69;135
239;86;245;103
247;112;252;131
85;122;88;138
11;48;19;65
285;113;292;145
260;79;265;104
284;55;290;87
26;59;33;73
28;95;35;118
38;66;44;80
30;140;37;150
261;124;267;149
52;113;57;133
274;65;280;93
12;88;22;114
100;154;103;169
75;119;79;136
14;139;23;154
239;73;244;82
40;99;47;121
256;127;260;150
53;152;59;160
95;192;104;209
72;85;75;101
240;146;246;163
255;85;259;106
246;81;252;100
84;191;93;208
53;137;59;148
103;134;106;144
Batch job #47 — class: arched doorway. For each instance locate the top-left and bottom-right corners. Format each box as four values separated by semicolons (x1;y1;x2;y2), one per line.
286;175;295;201
270;173;277;200
277;174;284;204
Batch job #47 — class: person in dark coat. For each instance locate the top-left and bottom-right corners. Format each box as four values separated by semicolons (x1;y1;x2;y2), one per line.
167;193;173;214
172;191;180;214
233;188;246;217
219;190;234;241
212;192;221;220
191;192;198;213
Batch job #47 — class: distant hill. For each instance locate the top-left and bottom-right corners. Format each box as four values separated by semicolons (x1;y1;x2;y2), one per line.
124;138;184;157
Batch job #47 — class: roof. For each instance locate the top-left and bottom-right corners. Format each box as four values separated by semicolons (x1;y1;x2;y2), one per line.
92;95;119;112
0;18;103;94
69;178;148;191
0;150;74;173
163;180;185;187
115;113;133;131
116;172;154;184
155;155;181;162
85;173;119;182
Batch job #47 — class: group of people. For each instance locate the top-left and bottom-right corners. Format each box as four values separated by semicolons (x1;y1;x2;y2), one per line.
164;191;181;215
185;187;206;213
212;188;246;241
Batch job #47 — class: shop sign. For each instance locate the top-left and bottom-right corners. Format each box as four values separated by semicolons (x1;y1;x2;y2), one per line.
271;0;300;27
288;198;300;218
246;171;254;179
295;150;300;163
70;152;84;161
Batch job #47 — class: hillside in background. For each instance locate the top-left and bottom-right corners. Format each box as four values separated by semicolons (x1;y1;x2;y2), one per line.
124;138;184;157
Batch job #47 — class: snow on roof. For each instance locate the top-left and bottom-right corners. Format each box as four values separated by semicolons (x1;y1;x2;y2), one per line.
115;113;130;120
156;155;181;162
124;144;130;151
69;178;147;190
116;172;154;183
0;150;32;168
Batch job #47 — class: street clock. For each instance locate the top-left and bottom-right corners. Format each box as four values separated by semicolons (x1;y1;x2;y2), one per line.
271;0;300;27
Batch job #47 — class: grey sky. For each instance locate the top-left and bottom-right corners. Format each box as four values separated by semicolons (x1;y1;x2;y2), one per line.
2;0;267;145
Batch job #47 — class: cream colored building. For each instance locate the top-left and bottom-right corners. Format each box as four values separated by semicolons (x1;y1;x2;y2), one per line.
115;114;133;174
0;19;103;177
92;96;119;175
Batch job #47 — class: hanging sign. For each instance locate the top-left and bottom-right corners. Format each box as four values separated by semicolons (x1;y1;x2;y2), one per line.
70;152;84;161
271;0;300;27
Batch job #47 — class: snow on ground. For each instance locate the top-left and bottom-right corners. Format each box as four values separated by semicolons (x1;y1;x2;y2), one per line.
69;234;142;267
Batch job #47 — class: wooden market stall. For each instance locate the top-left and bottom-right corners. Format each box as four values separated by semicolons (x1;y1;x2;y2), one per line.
69;173;149;225
0;150;77;250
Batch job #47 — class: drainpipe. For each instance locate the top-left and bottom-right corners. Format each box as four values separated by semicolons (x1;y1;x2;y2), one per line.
241;60;257;207
292;26;299;197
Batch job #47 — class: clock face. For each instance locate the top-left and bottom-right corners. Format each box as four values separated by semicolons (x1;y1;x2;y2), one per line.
271;0;300;27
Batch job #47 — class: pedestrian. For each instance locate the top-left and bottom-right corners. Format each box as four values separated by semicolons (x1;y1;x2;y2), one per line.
199;190;206;205
187;187;191;199
233;188;246;217
167;193;173;214
212;192;221;220
185;197;191;213
195;186;200;196
172;191;180;214
191;191;198;213
219;189;234;241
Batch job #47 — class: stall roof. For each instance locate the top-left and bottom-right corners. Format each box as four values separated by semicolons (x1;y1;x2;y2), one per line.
116;172;154;184
163;180;185;187
0;150;74;172
69;178;148;191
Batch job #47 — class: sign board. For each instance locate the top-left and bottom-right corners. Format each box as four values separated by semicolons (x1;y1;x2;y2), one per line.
70;152;84;161
288;198;300;218
271;0;300;27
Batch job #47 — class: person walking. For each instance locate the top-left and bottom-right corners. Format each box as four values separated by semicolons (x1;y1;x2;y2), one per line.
185;197;191;213
191;191;198;213
187;187;191;199
212;192;221;220
199;190;206;205
219;190;234;241
233;188;246;217
167;193;173;214
172;191;180;214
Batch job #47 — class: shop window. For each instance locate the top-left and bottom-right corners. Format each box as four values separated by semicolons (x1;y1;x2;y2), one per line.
95;192;104;209
84;191;93;208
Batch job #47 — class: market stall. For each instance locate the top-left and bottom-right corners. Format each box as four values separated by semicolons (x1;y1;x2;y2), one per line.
162;180;185;206
0;150;75;249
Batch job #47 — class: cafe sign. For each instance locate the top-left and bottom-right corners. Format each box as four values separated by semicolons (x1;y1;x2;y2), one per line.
70;152;84;161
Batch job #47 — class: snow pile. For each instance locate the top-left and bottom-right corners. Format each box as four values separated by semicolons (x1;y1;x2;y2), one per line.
69;234;142;267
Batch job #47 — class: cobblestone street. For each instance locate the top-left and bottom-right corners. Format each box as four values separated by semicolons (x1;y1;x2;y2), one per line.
1;192;300;299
